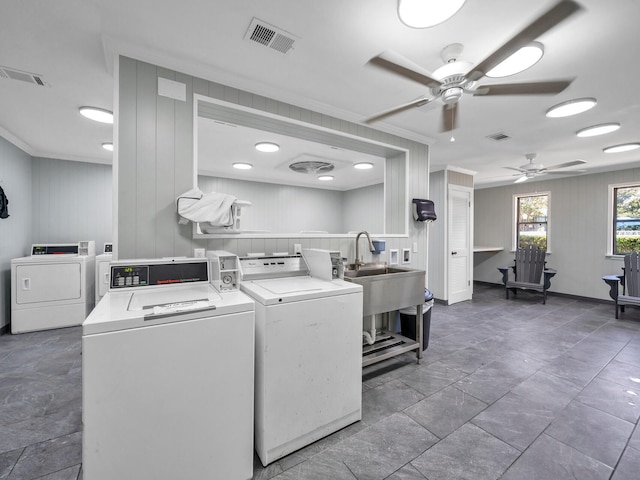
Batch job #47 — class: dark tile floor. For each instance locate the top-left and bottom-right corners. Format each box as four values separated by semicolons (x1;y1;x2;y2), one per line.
2;283;640;479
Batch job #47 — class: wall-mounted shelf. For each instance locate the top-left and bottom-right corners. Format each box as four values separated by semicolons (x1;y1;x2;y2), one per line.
473;246;504;253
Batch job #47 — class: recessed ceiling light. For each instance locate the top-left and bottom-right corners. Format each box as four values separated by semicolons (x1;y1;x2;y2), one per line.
397;0;465;28
79;106;113;124
354;162;374;170
603;143;640;154
102;142;114;152
576;123;621;137
255;142;280;152
233;162;253;170
318;175;334;181
545;98;597;118
486;42;544;78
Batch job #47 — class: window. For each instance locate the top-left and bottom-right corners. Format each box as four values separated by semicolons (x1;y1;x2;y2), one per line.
514;193;549;250
611;184;640;255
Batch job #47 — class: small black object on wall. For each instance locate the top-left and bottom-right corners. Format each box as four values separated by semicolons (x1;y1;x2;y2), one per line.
0;185;8;219
412;199;436;222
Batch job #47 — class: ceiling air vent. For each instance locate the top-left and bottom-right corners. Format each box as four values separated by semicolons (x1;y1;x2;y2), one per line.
486;132;510;141
289;161;334;175
244;18;297;54
0;66;49;86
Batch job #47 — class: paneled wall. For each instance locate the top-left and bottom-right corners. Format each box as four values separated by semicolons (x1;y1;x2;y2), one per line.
116;56;430;272
0;137;32;330
474;166;640;301
31;158;112;252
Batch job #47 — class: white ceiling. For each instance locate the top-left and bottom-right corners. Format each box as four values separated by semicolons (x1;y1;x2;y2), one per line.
2;0;640;188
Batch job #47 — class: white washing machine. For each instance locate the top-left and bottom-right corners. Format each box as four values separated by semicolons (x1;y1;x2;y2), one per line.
94;243;112;304
10;241;95;334
239;254;363;466
82;257;255;480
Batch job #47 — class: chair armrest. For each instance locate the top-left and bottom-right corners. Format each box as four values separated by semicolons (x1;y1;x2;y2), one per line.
543;268;557;290
497;266;510;286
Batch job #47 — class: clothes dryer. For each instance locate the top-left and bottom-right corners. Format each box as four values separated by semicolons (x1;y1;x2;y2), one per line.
94;243;112;304
82;257;255;480
239;254;363;466
11;241;95;334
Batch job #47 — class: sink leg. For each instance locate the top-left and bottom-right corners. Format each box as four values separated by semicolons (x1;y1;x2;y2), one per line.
416;303;423;364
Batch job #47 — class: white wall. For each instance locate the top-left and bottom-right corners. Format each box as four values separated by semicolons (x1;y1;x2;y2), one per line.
117;57;430;272
474;165;640;301
342;184;383;234
0;137;32;330
31;157;112;251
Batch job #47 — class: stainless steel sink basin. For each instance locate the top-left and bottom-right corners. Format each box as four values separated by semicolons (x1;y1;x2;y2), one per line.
344;264;425;316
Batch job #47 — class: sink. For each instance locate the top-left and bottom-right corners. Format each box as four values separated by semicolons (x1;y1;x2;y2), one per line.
344;264;425;316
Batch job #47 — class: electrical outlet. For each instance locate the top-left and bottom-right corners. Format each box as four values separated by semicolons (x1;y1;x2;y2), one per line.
389;249;399;265
402;248;411;264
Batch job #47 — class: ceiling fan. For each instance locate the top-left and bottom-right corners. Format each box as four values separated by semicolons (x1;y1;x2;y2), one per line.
506;153;587;183
365;0;582;131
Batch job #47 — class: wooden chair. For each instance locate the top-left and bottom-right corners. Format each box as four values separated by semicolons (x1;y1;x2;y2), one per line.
616;252;640;319
498;246;557;304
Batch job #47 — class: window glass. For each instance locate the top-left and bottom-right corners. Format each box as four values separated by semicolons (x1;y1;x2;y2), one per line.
613;185;640;255
517;194;548;249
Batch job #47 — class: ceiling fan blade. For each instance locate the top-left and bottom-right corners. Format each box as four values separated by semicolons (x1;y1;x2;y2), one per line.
441;103;459;132
364;97;431;124
514;175;529;183
504;166;526;173
544;170;588;174
466;0;583;81
543;159;587;170
369;50;442;88
473;80;572;96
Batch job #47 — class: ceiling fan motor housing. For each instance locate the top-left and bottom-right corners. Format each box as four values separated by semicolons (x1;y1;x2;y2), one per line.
442;87;463;104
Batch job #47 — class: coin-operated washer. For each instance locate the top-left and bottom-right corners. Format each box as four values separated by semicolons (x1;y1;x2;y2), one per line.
239;253;363;466
82;257;255;480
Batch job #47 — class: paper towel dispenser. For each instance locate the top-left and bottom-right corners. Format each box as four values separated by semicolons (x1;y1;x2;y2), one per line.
412;199;437;222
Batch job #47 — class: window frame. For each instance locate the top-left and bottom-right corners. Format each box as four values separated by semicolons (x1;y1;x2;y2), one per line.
512;191;551;252
608;181;640;256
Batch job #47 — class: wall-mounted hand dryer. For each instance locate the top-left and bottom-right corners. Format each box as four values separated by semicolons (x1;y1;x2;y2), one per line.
412;199;437;222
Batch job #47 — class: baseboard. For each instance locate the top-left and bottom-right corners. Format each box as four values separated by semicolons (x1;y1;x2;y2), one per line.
473;280;612;305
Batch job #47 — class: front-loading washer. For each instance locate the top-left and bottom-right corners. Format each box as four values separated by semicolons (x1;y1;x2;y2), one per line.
82;257;255;480
10;241;95;334
239;254;363;466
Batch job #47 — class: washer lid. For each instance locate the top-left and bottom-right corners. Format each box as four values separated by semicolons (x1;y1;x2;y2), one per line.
83;285;255;335
240;276;361;305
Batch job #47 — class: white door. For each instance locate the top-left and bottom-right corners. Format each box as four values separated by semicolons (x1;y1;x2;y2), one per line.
448;185;473;304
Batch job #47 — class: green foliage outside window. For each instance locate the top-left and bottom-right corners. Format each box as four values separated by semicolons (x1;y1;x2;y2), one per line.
614;186;640;254
517;195;548;250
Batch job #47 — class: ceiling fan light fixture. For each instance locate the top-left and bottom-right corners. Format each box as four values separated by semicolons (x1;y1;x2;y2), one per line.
233;162;253;170
354;162;374;170
545;98;597;118
255;142;280;152
603;143;640;154
486;42;544;78
79;106;113;124
576;123;621;137
397;0;466;28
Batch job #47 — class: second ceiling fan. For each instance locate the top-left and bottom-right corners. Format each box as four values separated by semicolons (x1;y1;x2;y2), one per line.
365;0;583;131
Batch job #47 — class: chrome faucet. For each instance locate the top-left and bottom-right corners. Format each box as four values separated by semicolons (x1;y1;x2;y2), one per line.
355;231;375;269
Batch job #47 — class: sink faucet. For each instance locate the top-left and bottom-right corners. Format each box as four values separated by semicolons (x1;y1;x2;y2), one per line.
355;231;375;270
